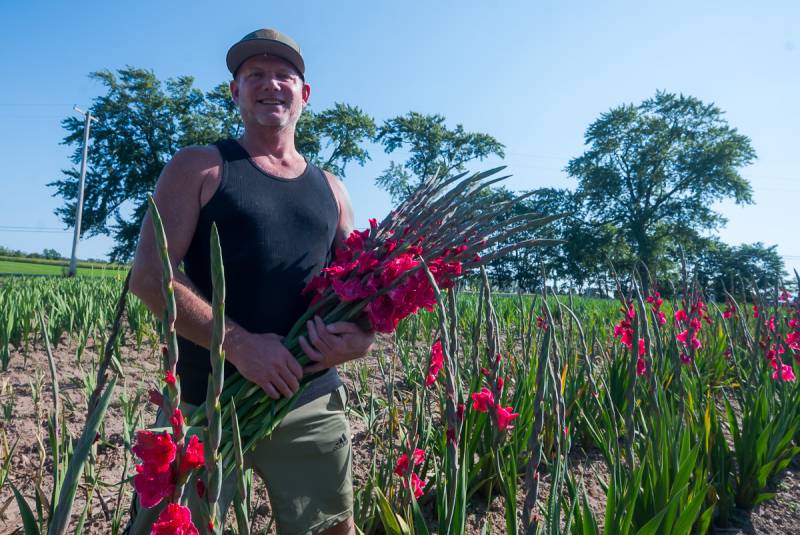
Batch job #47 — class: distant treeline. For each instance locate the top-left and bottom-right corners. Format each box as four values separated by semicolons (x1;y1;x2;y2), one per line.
0;246;128;270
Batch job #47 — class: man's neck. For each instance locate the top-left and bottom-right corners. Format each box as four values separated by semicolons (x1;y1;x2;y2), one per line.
238;127;306;177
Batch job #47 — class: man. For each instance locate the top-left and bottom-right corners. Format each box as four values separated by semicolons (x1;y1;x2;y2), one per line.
127;28;374;535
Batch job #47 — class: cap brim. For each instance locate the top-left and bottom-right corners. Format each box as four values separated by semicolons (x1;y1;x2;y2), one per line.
226;40;305;76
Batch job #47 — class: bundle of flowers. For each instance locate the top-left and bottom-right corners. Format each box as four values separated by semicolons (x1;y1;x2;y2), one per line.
188;166;565;462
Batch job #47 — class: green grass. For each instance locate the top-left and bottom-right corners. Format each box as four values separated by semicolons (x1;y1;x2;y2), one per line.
0;259;127;277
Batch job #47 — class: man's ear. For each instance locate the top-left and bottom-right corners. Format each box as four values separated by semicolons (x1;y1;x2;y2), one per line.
302;82;311;104
230;79;239;106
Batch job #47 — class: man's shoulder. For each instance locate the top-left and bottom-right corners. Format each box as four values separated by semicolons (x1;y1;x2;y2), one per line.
169;144;223;179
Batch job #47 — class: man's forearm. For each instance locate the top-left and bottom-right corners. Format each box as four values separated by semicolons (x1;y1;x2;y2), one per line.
132;269;248;364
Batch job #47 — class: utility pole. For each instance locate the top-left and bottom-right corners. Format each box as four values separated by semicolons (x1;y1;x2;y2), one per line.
68;106;98;277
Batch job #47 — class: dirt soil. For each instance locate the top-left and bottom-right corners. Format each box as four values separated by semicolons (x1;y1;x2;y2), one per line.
2;337;800;534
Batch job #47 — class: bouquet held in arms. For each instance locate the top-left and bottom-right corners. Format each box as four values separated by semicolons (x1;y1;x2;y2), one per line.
177;167;564;466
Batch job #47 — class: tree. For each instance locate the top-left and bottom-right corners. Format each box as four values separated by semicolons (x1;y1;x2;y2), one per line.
375;112;505;203
691;240;786;298
42;248;62;260
49;67;375;261
567;91;756;283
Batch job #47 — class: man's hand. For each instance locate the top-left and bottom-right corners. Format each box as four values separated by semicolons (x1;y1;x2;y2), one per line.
226;332;303;400
299;315;375;374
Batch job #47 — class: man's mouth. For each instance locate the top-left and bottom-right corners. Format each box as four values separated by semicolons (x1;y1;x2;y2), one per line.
257;99;285;105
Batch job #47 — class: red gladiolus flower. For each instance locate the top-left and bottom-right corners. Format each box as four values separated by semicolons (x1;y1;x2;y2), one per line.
753;305;759;318
689;318;702;331
133;431;176;467
134;463;174;509
676;330;689;345
394;448;425;476
332;278;373;302
766;316;777;333
471;388;495;412
425;339;444;386
536;315;548;329
148;389;164;407
133;431;177;509
496;377;504;392
787;332;800;351
456;403;465;421
691;336;702;350
675;310;688;322
638;338;646;357
164;371;176;386
655;311;667;326
150;503;199;535
408;472;426;498
680;353;692;365
495;404;520;430
195;478;205;498
636;356;647;376
170;409;184;438
178;435;205;477
773;363;796;382
724;348;733;360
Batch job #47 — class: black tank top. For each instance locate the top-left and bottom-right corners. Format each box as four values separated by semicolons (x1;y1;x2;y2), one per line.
176;139;342;406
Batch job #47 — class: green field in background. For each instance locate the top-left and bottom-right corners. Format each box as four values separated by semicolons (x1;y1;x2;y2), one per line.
0;259;127;277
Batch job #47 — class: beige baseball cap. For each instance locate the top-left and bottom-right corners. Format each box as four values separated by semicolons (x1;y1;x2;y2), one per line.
226;29;305;78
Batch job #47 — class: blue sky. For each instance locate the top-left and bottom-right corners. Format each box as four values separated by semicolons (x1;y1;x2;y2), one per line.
0;0;798;275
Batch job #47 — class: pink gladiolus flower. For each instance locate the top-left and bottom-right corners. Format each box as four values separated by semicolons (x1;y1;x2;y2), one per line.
471;387;495;412
495;404;520;430
150;503;199;535
680;353;692;365
773;364;796;382
425;339;444;386
636;356;647;376
691;336;702;350
638;338;646;357
178;435;205;477
656;311;667;326
675;310;688;322
689;318;702;331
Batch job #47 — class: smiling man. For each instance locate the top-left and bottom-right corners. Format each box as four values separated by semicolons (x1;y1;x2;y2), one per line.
125;28;373;535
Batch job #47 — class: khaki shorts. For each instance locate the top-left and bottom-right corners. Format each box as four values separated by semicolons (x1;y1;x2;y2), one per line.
126;384;353;535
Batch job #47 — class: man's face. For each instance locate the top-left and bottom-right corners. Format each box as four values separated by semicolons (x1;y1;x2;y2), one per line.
230;55;310;130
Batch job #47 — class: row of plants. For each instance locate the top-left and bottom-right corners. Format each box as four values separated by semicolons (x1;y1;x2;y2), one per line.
3;267;800;532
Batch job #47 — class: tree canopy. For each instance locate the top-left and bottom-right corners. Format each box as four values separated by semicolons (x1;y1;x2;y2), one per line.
567;91;756;279
375;112;505;203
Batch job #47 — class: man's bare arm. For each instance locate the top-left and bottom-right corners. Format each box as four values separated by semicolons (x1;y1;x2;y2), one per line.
129;146;303;399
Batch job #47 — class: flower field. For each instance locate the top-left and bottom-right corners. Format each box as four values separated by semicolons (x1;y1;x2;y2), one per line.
2;267;800;534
